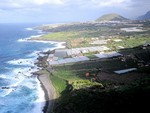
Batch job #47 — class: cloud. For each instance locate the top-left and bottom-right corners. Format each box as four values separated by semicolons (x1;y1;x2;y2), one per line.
62;0;132;9
0;0;66;10
0;1;23;10
88;0;129;7
29;0;65;5
0;0;149;10
0;0;132;10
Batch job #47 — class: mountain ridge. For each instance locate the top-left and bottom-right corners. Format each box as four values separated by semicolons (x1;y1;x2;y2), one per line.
137;11;150;20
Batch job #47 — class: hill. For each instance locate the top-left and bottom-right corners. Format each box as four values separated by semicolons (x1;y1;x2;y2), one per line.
96;13;129;22
137;11;150;20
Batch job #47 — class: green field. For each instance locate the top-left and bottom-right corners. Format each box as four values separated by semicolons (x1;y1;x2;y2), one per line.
33;24;122;48
34;28;150;50
107;36;150;50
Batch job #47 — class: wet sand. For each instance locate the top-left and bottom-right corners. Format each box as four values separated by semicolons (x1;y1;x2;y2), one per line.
38;73;56;113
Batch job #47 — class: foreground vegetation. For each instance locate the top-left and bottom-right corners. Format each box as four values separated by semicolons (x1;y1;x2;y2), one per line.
48;50;150;113
53;78;150;113
49;63;103;98
43;55;150;113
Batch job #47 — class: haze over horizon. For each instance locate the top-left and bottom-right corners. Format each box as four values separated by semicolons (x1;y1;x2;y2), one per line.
0;0;150;23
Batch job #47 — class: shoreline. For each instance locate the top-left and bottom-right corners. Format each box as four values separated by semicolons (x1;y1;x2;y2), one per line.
18;30;66;113
34;40;66;113
37;72;56;113
17;34;66;44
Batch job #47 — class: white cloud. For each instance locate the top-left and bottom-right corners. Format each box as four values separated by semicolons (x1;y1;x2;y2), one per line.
0;0;149;10
0;1;22;10
70;0;132;8
97;0;130;6
0;0;131;9
32;0;65;5
0;0;67;10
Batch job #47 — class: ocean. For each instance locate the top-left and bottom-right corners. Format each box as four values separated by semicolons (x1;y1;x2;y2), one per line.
0;23;55;113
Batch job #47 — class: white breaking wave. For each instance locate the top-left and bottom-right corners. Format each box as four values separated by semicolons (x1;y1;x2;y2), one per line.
18;37;31;42
29;77;45;113
26;51;41;58
0;74;7;79
0;72;24;97
25;28;33;31
17;35;66;48
17;35;43;42
0;89;14;97
0;65;39;97
12;67;38;77
37;30;43;34
7;58;35;66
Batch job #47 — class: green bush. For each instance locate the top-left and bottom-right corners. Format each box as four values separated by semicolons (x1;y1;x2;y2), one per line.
72;80;103;90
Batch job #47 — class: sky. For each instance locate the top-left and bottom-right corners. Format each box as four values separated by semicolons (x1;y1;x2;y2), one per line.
0;0;149;23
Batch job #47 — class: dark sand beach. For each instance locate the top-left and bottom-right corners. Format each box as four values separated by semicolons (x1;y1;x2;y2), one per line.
38;73;56;113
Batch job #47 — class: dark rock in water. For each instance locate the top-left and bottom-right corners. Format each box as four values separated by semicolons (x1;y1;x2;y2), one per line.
31;67;34;69
42;50;55;55
32;71;42;76
32;72;38;75
37;56;43;60
30;74;35;77
1;86;10;89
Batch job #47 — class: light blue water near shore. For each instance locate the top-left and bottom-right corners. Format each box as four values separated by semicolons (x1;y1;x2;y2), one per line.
0;23;55;113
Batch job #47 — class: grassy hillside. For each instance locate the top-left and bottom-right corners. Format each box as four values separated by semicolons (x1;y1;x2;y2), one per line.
53;78;150;113
96;13;128;21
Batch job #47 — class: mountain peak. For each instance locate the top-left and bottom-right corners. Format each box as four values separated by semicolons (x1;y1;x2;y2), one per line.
146;11;150;14
96;13;128;22
137;10;150;20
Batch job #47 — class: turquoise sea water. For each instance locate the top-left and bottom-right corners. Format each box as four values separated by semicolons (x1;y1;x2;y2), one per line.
0;23;54;113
